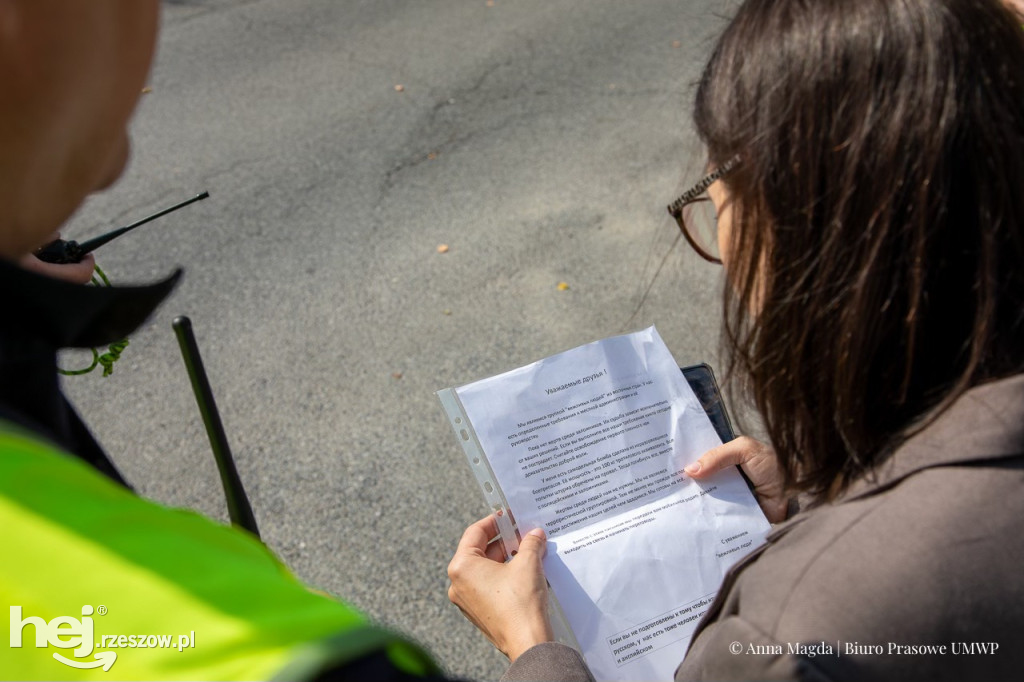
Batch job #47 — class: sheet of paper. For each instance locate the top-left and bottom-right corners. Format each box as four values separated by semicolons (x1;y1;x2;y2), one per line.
453;327;771;681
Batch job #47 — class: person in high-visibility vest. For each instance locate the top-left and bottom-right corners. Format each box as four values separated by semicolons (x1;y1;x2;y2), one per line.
0;2;453;679
0;415;439;680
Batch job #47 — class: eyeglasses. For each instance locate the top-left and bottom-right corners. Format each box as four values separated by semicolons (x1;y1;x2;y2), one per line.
667;156;740;264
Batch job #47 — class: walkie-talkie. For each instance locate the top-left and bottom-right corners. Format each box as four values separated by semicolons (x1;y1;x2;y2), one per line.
35;191;209;264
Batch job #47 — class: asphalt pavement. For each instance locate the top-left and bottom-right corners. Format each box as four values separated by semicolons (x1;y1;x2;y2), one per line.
64;1;738;678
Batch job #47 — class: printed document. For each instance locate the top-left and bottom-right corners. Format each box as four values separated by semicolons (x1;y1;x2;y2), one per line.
440;327;770;681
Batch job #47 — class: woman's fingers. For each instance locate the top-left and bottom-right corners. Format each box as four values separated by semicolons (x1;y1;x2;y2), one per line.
513;527;548;561
456;514;502;556
448;520;554;661
685;436;791;523
484;536;507;563
685;437;754;477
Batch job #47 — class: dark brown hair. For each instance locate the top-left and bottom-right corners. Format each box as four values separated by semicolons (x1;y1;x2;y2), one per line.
695;0;1024;498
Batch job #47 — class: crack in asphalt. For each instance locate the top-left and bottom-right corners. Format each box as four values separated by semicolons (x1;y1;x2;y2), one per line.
374;56;525;205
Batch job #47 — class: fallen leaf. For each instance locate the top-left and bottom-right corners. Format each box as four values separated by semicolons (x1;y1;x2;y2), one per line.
672;40;681;49
427;152;438;160
141;86;153;94
443;309;453;316
557;281;570;291
394;84;405;92
437;244;450;253
392;372;403;380
487;0;495;6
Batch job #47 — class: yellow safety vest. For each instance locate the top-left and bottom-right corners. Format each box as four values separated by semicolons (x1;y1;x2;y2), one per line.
0;421;437;680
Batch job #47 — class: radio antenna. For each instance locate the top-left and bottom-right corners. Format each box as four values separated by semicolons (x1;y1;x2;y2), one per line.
36;191;209;264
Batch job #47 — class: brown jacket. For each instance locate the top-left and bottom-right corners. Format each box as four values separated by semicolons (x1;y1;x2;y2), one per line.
504;375;1024;681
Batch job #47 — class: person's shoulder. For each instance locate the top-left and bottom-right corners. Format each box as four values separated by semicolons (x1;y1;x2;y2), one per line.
764;460;1024;620
0;418;442;681
715;460;1024;679
681;461;1024;681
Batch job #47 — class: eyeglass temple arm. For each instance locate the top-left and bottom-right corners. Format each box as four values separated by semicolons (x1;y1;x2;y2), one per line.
667;154;741;214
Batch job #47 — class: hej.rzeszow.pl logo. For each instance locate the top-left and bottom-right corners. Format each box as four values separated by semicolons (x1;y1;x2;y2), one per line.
10;605;116;671
10;604;196;672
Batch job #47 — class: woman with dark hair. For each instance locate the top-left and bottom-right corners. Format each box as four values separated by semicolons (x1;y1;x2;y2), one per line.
447;0;1024;680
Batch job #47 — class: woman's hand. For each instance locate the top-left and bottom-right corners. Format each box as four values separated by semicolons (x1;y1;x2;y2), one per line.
685;436;791;523
447;515;554;662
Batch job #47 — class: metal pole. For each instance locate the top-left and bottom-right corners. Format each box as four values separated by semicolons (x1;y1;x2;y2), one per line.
172;315;260;538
